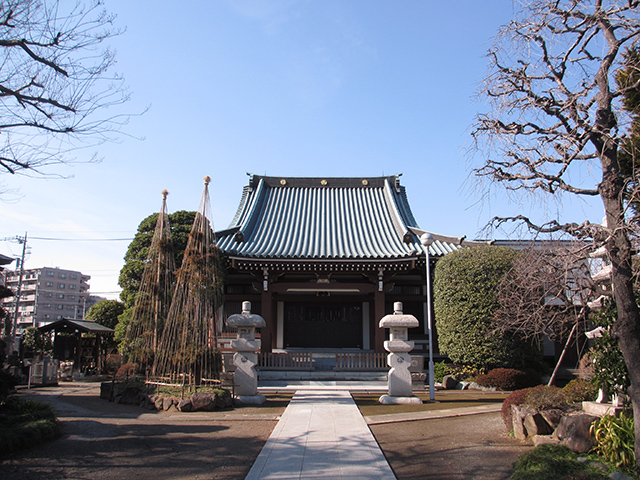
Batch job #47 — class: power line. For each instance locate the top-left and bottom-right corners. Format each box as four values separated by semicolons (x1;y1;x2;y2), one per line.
27;237;133;242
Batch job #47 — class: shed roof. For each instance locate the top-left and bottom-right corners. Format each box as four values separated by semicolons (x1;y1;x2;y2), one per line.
38;319;114;335
216;174;465;261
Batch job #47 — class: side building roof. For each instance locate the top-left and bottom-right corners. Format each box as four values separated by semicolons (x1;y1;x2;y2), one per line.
216;174;465;262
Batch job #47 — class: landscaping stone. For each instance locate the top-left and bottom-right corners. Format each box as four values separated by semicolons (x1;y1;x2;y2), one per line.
118;386;141;405
456;381;470;390
539;409;564;429
190;392;218;411
524;413;553;437
553;414;598;453
178;399;193;412
162;396;174;411
610;472;635;480
154;397;164;410
442;375;458;390
532;435;560;446
100;381;113;400
511;405;528;441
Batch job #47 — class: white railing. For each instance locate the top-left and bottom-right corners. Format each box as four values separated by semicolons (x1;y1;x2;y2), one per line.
334;352;387;371
258;352;314;370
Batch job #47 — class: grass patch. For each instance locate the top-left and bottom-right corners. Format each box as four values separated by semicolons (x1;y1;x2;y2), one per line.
353;390;508;417
511;444;610;480
0;396;61;456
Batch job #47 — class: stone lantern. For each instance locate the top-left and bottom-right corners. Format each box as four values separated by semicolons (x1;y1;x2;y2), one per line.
226;301;266;405
379;302;423;404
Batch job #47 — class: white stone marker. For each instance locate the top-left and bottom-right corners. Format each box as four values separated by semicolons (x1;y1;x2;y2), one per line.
226;301;266;405
379;302;423;405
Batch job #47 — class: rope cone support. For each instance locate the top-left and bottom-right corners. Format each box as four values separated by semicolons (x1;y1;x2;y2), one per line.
152;177;226;384
123;190;177;373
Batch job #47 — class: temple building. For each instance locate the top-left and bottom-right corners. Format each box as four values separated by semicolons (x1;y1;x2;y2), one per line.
216;174;475;355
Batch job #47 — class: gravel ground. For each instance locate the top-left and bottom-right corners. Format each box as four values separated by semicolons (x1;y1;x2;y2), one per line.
371;411;532;480
0;382;278;480
1;382;530;480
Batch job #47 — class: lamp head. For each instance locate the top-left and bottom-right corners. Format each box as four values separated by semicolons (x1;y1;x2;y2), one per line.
420;233;434;247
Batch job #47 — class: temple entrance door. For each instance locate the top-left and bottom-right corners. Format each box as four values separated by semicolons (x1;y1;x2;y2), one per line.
283;302;362;348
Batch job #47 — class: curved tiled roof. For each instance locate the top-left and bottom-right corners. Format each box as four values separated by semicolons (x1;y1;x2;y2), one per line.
217;175;462;260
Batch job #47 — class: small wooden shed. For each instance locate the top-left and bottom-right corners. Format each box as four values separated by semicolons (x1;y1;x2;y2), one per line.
39;318;114;374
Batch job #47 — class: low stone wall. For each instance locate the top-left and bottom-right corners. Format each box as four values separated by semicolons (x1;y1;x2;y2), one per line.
100;381;233;412
511;404;601;453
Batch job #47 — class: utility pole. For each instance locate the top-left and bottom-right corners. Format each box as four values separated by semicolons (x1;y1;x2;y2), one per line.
6;233;27;352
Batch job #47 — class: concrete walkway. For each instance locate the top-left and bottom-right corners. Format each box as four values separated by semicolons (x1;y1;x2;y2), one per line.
245;390;396;480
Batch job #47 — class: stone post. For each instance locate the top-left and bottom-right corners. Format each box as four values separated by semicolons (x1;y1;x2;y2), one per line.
226;301;266;405
379;302;423;405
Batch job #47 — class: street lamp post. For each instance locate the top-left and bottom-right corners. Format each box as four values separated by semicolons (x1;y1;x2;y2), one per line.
420;233;436;401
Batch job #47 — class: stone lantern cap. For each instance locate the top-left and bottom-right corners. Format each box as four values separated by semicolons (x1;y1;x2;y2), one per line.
379;302;419;328
226;301;266;328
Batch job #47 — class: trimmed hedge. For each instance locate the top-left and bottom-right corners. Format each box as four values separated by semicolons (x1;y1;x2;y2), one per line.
433;245;542;370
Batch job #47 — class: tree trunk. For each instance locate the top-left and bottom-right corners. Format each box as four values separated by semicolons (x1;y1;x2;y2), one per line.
598;139;640;467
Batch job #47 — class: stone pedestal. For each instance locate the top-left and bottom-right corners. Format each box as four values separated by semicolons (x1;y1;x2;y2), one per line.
379;302;423;405
226;301;266;405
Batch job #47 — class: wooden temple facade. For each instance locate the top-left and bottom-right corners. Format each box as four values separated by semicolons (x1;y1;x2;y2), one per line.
216;175;469;355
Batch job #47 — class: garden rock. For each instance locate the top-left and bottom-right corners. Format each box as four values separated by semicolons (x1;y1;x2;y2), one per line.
539;409;564;429
162;396;175;411
524;413;553;437
553;414;598;453
154;397;164;410
100;381;113;400
609;472;635;480
118;386;141;405
442;375;458;390
190;392;218;411
178;399;193;412
511;405;530;441
532;435;559;446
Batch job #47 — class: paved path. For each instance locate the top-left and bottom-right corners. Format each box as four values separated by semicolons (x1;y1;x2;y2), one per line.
246;390;396;480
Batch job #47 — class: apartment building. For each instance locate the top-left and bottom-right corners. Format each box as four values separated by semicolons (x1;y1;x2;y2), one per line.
1;267;91;334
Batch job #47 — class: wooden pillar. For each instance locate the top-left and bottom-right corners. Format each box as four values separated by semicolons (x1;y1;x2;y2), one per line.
261;291;274;352
260;268;274;352
374;289;386;353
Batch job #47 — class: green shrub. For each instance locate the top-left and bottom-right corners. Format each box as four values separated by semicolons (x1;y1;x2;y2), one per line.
433;361;450;383
433;245;542;370
590;413;635;469
0;397;61;456
523;385;567;411
474;368;539;391
511;444;608;480
563;378;598;404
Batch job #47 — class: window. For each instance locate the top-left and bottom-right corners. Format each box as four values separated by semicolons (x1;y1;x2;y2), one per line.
67;305;74;311
44;303;51;309
69;295;75;300
45;292;52;298
46;282;53;287
44;314;50;319
58;283;65;289
57;305;64;310
71;274;78;280
59;273;66;279
56;315;63;320
69;284;76;290
47;271;54;277
57;294;64;299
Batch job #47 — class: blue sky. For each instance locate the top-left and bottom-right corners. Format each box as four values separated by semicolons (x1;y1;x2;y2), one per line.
0;1;604;299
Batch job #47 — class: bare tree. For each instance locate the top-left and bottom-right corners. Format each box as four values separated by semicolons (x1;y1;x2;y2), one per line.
495;245;600;339
472;0;640;463
0;0;129;177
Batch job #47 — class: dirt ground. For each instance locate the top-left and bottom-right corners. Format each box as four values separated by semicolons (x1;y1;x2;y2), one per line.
0;382;279;480
371;412;531;480
1;382;531;479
